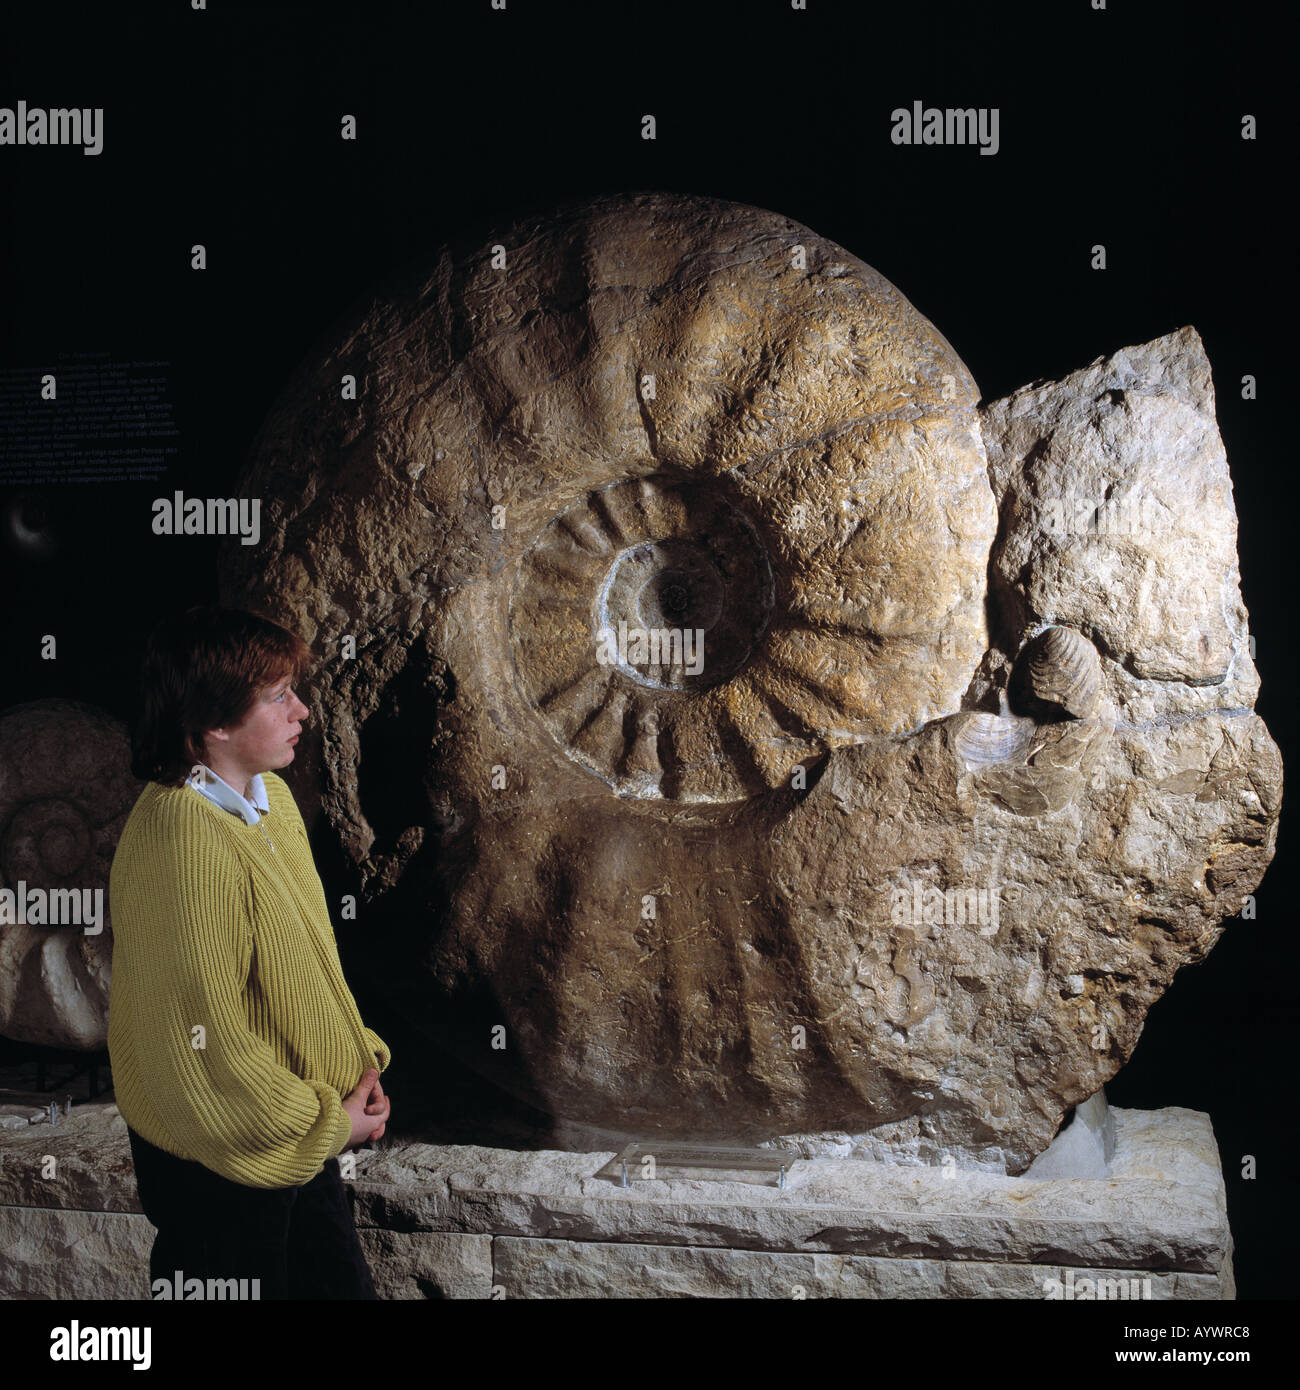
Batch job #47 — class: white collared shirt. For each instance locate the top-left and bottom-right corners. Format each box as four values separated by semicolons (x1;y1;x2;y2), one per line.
187;765;270;825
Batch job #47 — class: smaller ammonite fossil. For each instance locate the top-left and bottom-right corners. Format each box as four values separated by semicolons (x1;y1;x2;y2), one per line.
1011;624;1104;720
0;699;140;1050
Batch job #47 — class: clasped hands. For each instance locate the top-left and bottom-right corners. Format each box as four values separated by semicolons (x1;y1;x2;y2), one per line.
342;1067;391;1150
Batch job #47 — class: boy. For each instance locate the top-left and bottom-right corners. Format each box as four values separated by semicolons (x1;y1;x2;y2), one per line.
108;605;391;1299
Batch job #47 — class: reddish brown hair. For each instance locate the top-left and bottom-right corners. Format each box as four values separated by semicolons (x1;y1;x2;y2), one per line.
131;606;313;785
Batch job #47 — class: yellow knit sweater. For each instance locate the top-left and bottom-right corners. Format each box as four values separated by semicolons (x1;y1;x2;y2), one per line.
107;771;390;1189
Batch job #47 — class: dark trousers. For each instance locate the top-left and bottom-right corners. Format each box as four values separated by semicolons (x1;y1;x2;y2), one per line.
126;1126;378;1300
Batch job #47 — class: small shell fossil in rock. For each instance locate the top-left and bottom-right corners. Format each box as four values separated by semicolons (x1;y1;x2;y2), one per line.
949;711;1038;767
1012;625;1103;720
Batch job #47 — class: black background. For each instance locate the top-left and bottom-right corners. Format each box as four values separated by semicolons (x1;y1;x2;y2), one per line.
0;0;1293;1307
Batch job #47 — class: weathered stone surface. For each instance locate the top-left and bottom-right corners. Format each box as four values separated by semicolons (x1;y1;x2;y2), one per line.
0;1215;1228;1302
357;1230;493;1299
0;1103;47;1129
0;699;140;1049
492;1238;1227;1300
346;1107;1232;1278
0;1099;1233;1299
218;194;1281;1168
979;328;1255;703
0;1096;140;1212
0;1206;153;1300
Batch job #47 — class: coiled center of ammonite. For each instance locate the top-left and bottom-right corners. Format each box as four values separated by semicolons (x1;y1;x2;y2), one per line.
657;579;690;617
510;475;775;796
597;521;767;691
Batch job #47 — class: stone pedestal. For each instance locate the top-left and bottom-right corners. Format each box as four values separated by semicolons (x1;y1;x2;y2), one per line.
0;1097;1233;1299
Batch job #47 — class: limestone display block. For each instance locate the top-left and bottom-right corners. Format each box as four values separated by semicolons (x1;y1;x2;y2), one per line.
0;1207;154;1301
356;1230;494;1300
347;1105;1234;1298
0;1098;1235;1298
0;1096;138;1213
491;1239;1226;1300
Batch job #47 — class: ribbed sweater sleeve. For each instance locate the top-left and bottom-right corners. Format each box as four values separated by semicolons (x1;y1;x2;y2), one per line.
118;795;353;1187
363;1027;392;1072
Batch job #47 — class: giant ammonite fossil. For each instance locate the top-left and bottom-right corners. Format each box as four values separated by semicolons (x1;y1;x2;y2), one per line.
0;700;140;1050
221;193;1281;1171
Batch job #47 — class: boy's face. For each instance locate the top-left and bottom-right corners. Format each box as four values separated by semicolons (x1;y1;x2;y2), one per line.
208;672;309;777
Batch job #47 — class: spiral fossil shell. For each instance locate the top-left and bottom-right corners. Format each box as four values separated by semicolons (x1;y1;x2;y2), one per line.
217;195;1280;1168
0;700;140;1049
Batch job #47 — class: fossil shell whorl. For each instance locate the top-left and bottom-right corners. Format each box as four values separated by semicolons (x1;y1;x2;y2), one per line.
0;700;140;1049
224;192;998;811
1011;625;1103;720
220;191;1005;1140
